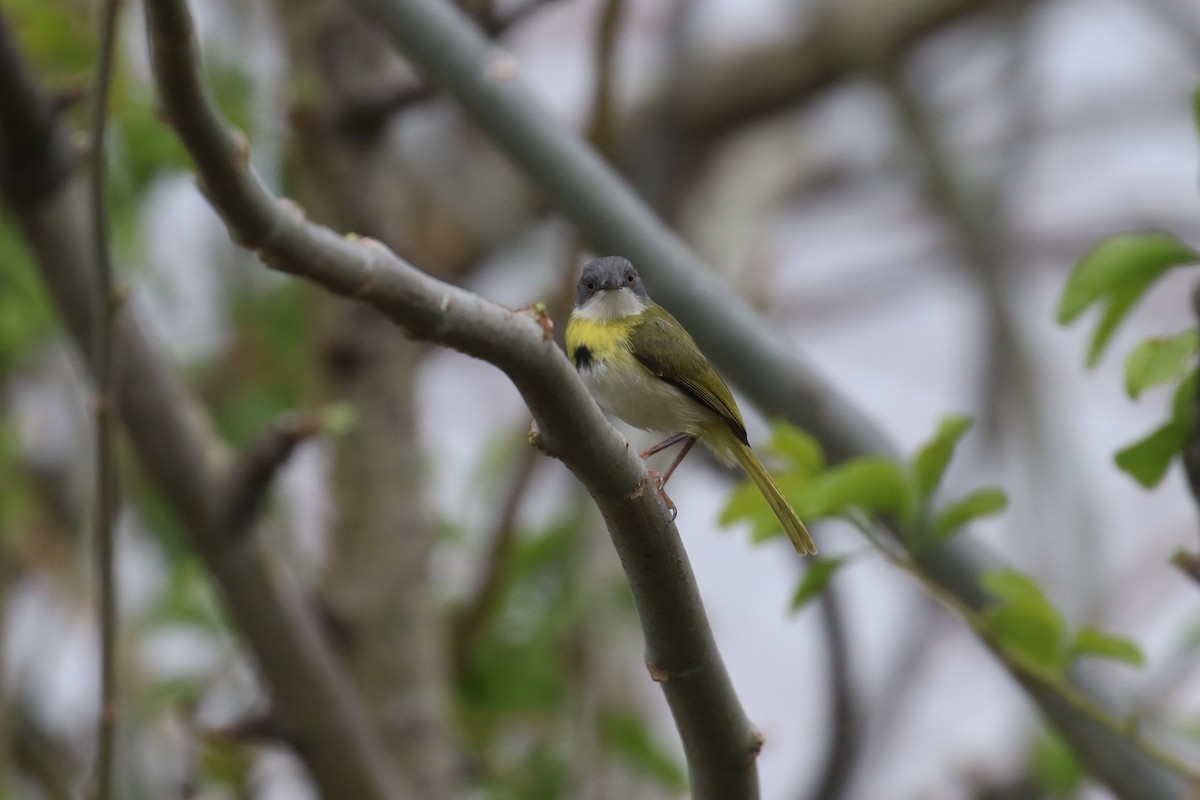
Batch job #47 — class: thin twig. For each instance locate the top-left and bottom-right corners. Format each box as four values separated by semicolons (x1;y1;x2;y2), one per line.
223;413;320;540
207;711;294;747
88;1;122;797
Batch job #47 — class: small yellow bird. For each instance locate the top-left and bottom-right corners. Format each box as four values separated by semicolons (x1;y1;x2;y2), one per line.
564;256;817;556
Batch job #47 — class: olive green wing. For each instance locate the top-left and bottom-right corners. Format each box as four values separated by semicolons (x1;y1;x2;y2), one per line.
628;305;748;445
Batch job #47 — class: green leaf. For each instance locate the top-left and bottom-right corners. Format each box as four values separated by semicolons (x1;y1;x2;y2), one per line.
1171;369;1198;429
982;571;1057;610
1030;730;1084;794
1058;233;1196;324
930;487;1008;544
5;0;94;77
912;415;973;499
1114;421;1188;488
598;710;687;791
790;557;849;613
1085;279;1157;367
1114;369;1197;488
982;571;1070;673
1058;233;1197;366
719;476;794;541
1125;331;1199;399
1070;627;1145;667
0;224;55;378
767;422;824;479
794;458;915;521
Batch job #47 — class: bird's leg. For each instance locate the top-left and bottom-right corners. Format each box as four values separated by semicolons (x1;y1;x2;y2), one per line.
639;431;691;460
637;433;697;521
658;435;697;488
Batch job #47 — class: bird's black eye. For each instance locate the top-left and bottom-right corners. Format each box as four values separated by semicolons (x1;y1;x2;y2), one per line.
626;273;635;284
585;280;595;292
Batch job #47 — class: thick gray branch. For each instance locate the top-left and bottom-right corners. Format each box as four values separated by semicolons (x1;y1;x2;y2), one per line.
347;0;1191;796
142;0;762;796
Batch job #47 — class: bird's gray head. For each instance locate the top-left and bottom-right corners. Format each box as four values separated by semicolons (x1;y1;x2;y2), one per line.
575;257;649;318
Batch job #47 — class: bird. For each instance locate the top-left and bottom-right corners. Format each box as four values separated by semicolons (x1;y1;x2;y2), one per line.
564;255;817;556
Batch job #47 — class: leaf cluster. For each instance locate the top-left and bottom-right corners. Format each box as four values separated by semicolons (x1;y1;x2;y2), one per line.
1056;90;1200;489
456;510;685;797
721;417;1007;610
981;570;1143;675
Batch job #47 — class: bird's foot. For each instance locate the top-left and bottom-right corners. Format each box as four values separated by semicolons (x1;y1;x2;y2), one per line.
646;469;678;521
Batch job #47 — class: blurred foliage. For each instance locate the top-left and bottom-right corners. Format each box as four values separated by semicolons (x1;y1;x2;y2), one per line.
789;555;850;613
138;556;230;636
1124;331;1198;400
6;0;254;258
981;571;1070;672
722;418;1140;680
1058;233;1197;367
981;570;1144;675
1059;232;1200;486
0;416;38;546
1059;105;1200;490
3;0;95;79
201;281;319;447
0;226;55;380
1029;729;1085;796
597;709;687;792
456;505;684;797
1114;372;1196;488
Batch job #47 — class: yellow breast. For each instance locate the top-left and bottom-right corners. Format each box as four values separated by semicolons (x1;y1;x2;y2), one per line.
565;313;638;365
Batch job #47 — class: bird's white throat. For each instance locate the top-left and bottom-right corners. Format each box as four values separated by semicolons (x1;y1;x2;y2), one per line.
574;287;649;321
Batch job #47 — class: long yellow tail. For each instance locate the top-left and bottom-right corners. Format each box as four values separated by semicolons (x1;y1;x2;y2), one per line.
730;440;818;556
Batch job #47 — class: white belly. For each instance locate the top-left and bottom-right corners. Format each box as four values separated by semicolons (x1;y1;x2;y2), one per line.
580;359;710;436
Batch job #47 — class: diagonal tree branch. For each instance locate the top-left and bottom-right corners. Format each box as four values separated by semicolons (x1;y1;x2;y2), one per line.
142;0;763;797
0;14;407;800
345;0;1192;795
